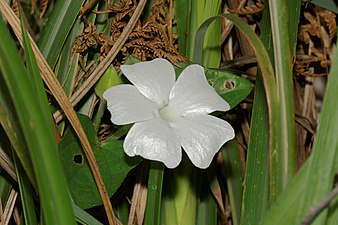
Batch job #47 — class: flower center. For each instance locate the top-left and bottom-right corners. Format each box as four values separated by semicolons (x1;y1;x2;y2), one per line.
159;104;177;122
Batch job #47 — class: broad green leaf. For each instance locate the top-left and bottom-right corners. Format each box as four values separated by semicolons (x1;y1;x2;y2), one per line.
0;15;76;225
58;114;141;209
38;0;85;68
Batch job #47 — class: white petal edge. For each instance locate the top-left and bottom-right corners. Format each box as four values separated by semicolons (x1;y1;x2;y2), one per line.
103;84;157;125
169;64;230;116
173;115;235;169
124;117;182;168
121;58;176;106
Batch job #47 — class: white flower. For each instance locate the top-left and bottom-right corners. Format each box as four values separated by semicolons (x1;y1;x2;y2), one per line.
103;58;235;169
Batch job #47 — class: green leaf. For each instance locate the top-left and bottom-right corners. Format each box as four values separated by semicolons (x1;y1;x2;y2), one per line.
58;114;141;209
261;31;338;225
268;0;297;197
221;140;242;225
55;19;83;96
241;4;271;225
309;0;338;14
0;77;36;187
95;65;121;98
38;0;85;68
73;203;103;225
144;162;164;225
201;0;221;67
174;0;192;56
14;154;38;225
0;14;76;225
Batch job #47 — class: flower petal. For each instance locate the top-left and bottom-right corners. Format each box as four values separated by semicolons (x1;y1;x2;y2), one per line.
173;115;235;169
124;117;181;168
121;58;176;106
103;84;157;125
169;64;230;116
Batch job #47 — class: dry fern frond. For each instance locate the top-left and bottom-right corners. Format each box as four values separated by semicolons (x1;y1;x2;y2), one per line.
73;0;187;70
228;0;264;15
39;0;48;18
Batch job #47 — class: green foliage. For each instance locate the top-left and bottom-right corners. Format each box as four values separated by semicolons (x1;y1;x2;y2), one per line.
1;1;338;225
0;14;76;225
58;114;141;209
38;0;85;68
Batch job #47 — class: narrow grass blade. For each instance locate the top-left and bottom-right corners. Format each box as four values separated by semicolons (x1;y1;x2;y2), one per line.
0;79;36;187
13;154;38;225
73;203;103;225
55;19;83;96
287;0;301;55
201;0;221;67
144;162;164;225
261;35;338;225
296;40;338;225
0;17;76;225
193;14;279;159
241;4;271;225
222;141;243;225
268;0;297;198
38;0;85;68
174;0;192;55
196;174;217;225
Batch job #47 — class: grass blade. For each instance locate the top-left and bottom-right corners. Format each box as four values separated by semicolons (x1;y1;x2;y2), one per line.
174;0;191;55
296;38;338;225
222;141;243;225
73;203;103;225
201;0;221;67
14;154;38;225
240;4;271;225
144;162;164;225
38;0;85;68
0;15;76;225
268;0;297;198
261;33;338;225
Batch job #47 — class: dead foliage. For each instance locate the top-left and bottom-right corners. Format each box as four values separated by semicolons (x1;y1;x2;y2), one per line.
228;0;264;15
72;0;187;69
295;5;336;77
11;0;49;18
